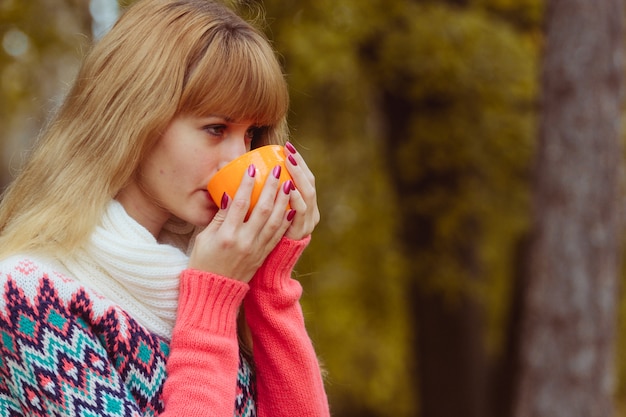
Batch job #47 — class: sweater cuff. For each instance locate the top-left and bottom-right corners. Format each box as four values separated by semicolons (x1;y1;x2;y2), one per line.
175;269;249;336
250;235;311;290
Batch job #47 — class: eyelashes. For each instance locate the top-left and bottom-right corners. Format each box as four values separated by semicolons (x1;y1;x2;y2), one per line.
201;120;269;151
246;125;268;142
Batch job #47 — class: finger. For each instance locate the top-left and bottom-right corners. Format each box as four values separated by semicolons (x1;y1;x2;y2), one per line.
247;164;281;223
203;192;230;233
287;186;307;213
284;142;316;203
247;169;293;253
257;178;294;242
224;164;256;225
285;186;320;240
285;142;315;184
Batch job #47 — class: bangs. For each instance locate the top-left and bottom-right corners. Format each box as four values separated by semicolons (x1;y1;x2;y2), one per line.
179;28;289;128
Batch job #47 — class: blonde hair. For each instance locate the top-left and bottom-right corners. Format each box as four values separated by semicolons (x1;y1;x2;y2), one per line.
0;0;289;259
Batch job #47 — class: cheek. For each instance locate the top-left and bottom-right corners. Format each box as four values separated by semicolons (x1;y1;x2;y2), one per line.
150;143;211;186
139;155;178;191
167;154;207;186
150;148;185;178
190;151;217;176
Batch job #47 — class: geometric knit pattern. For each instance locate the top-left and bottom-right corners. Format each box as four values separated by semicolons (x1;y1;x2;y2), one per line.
236;354;256;417
0;257;255;417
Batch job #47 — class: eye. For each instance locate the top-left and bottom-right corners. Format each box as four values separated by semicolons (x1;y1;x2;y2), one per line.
245;126;267;143
203;124;226;137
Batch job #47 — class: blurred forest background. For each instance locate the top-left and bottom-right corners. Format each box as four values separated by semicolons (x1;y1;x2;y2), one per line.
1;0;625;416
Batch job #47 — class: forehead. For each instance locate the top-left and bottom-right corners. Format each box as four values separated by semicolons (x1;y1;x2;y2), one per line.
179;34;288;127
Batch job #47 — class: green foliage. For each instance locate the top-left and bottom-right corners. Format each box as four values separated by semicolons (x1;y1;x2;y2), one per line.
0;0;91;186
1;0;546;415
253;0;538;414
473;0;544;31
369;4;537;355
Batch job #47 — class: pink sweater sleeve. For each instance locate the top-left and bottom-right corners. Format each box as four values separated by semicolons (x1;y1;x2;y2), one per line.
244;236;331;417
161;269;249;417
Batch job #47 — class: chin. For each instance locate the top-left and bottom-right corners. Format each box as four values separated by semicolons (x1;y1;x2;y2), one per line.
191;208;218;228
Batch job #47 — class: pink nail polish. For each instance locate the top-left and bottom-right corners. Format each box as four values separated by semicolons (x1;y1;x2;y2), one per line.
283;180;293;194
221;192;229;210
287;209;296;221
285;141;297;154
272;165;281;179
288;154;297;166
248;164;256;177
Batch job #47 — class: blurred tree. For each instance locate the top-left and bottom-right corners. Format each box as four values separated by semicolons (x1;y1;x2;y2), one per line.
473;0;543;32
512;1;624;417
245;0;538;416
252;1;417;413
1;0;546;416
0;0;91;187
362;4;536;417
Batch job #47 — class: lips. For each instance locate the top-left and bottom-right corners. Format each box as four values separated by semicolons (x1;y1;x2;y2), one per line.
202;189;214;202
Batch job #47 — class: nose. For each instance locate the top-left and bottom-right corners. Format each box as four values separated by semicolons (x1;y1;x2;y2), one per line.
217;136;249;169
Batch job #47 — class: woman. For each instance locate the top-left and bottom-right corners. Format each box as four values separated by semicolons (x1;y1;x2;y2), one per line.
0;0;329;416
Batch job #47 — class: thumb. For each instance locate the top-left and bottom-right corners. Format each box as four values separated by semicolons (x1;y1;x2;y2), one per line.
205;192;230;231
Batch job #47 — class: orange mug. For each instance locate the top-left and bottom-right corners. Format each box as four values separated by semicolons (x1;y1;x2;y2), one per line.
207;145;292;217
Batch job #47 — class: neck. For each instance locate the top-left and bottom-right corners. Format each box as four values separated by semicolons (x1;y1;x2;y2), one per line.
115;184;169;238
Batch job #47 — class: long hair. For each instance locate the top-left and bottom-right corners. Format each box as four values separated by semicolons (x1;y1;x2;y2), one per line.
0;0;289;259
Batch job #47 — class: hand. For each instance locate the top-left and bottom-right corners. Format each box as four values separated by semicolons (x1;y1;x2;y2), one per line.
189;164;294;283
283;142;320;240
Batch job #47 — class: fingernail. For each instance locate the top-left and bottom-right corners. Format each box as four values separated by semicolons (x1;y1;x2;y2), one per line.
272;165;281;179
221;192;229;210
290;181;296;191
287;209;296;221
288;154;297;166
248;164;256;177
283;180;293;194
285;141;297;154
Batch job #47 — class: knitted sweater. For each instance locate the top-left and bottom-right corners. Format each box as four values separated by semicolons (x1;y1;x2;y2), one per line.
0;237;330;416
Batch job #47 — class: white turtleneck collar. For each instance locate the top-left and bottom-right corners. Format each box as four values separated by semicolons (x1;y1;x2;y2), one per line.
61;200;191;340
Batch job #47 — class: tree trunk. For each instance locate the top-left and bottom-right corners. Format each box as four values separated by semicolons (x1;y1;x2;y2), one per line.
381;92;490;417
513;0;624;416
410;282;488;417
